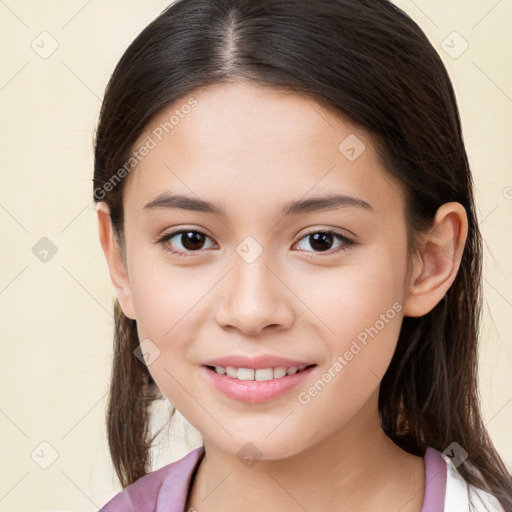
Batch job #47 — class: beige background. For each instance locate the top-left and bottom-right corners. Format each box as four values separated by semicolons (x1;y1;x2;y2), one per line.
0;0;510;510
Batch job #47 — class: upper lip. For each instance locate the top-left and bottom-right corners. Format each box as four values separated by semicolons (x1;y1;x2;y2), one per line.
202;355;317;369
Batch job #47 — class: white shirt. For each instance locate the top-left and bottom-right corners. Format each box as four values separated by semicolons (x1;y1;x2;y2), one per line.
442;451;506;511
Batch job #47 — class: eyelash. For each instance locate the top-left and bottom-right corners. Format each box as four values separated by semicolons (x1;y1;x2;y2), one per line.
155;228;356;258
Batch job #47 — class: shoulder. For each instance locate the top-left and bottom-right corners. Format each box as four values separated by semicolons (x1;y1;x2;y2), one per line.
99;446;205;512
439;449;506;512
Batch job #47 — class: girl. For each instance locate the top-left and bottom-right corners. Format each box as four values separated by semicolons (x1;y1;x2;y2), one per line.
93;0;512;511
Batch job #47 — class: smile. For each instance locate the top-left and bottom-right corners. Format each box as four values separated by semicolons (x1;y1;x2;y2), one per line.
201;364;318;403
207;364;313;381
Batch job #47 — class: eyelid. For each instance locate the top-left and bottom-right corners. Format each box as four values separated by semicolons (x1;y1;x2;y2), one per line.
154;225;212;242
297;225;356;241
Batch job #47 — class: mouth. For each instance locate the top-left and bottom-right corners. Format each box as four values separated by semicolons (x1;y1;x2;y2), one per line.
201;363;318;403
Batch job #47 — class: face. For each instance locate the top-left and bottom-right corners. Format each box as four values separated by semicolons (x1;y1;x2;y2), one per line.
113;82;413;459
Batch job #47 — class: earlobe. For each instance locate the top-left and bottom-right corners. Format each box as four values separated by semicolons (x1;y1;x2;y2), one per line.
403;202;468;318
95;202;137;320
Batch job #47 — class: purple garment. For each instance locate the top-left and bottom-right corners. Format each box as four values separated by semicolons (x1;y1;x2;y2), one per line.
422;446;448;511
99;445;447;511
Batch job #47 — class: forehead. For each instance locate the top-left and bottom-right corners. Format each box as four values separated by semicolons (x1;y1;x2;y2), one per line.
123;82;404;220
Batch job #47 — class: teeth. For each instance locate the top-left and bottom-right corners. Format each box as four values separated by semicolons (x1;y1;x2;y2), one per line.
211;364;310;380
226;366;238;378
237;368;254;381
273;367;287;379
255;368;274;381
214;365;226;375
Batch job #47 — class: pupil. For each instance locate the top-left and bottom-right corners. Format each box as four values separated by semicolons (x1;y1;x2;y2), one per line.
182;231;204;250
310;233;333;252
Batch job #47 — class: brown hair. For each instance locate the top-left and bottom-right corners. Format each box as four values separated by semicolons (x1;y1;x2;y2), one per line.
93;0;512;508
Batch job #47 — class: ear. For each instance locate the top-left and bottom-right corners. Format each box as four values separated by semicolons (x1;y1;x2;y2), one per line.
96;202;136;320
403;202;468;318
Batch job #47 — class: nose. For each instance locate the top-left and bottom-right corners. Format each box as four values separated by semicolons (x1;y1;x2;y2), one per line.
214;252;295;336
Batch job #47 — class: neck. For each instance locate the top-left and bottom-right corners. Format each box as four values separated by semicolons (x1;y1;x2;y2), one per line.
186;392;426;512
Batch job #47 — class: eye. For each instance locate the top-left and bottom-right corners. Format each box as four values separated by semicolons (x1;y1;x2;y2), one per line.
294;230;355;255
156;228;355;257
156;228;217;256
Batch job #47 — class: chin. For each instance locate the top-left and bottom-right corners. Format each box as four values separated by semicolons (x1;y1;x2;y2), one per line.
209;433;310;463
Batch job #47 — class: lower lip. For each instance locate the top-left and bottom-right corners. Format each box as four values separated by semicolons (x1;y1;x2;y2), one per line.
201;365;317;404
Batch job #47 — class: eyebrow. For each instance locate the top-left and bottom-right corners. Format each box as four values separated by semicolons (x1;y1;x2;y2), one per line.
143;192;374;217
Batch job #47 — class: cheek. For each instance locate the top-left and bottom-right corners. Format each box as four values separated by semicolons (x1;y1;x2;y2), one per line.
128;253;207;337
336;260;406;386
297;246;406;382
129;264;204;405
127;258;216;390
291;269;404;436
298;247;405;335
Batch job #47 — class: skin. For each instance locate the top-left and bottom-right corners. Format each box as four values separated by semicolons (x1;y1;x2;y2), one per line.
96;82;468;512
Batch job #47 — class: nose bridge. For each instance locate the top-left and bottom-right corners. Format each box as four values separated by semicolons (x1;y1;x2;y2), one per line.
214;242;294;334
